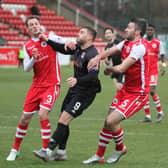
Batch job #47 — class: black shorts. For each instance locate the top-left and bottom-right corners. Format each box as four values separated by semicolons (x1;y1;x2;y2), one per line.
111;73;124;84
61;90;96;118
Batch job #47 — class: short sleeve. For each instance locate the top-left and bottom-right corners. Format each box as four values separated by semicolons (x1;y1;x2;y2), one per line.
159;41;165;55
116;40;125;51
130;44;146;60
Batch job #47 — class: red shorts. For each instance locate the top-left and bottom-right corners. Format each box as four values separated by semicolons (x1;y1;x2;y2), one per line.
23;85;60;114
149;74;158;86
111;88;148;119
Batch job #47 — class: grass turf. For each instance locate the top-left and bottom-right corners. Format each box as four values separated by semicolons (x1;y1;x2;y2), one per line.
0;66;168;168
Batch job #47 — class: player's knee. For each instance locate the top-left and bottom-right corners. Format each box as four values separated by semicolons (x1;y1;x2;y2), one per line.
38;112;48;120
105;117;115;129
150;91;155;96
20;114;32;125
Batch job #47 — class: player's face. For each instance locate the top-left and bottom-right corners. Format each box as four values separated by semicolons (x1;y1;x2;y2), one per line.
104;29;114;42
146;26;155;38
27;18;41;37
125;22;136;41
76;28;90;45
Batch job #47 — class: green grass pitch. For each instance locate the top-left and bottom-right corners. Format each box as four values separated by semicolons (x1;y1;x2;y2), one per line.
0;66;168;168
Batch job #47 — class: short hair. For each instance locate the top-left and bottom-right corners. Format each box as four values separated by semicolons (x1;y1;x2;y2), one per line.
25;15;40;27
148;23;156;29
104;27;114;33
130;18;147;37
82;26;97;41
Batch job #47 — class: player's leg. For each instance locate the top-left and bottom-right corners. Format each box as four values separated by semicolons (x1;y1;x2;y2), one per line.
143;95;152;122
7;86;39;161
111;73;123;93
49;92;97;161
33;85;60;160
150;86;164;122
46;111;73;161
105;110;127;164
83;89;124;164
6;113;34;161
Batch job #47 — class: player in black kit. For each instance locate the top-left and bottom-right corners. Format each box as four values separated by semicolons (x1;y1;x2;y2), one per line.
33;27;101;161
104;27;124;92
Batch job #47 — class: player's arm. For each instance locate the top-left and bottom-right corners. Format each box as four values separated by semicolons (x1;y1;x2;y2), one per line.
47;39;76;55
104;57;136;74
87;41;123;70
23;46;36;72
159;41;166;76
104;43;146;74
66;68;99;88
39;32;76;54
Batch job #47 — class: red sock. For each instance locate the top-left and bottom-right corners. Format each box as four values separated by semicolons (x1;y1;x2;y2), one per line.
40;119;51;149
96;128;112;157
112;127;124;151
13;123;29;151
152;93;162;113
144;98;150;115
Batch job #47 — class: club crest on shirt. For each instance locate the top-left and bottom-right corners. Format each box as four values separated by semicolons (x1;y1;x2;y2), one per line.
113;98;118;104
41;41;47;47
152;43;157;48
81;52;86;59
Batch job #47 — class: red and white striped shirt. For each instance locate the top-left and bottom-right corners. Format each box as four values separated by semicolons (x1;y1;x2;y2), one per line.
23;33;66;87
146;38;165;75
116;39;150;94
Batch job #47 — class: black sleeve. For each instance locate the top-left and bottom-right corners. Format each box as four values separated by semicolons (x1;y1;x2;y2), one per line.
77;71;98;85
47;39;75;55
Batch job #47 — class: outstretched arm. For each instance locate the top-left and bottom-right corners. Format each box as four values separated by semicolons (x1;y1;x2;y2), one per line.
87;43;122;70
39;31;76;54
104;56;136;75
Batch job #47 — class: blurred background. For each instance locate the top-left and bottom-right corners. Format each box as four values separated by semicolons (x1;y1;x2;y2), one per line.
0;0;168;67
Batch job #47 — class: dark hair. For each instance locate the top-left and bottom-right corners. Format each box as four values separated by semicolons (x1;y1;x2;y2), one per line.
82;26;97;41
25;15;40;27
104;27;114;33
130;18;147;37
148;23;156;29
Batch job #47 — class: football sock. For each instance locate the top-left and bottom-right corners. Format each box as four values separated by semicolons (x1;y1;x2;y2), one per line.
152;93;162;113
48;123;69;150
112;127;124;151
40;119;51;149
144;99;150;115
13;123;29;151
96;128;112;157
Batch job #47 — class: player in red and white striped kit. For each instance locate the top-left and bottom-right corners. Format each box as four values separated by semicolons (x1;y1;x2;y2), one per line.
143;24;166;123
6;15;74;161
83;18;150;164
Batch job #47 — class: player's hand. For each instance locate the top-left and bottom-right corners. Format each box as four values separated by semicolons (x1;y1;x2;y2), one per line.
104;67;113;76
66;77;77;88
64;40;76;51
32;48;38;59
38;31;48;41
87;55;100;70
104;59;110;66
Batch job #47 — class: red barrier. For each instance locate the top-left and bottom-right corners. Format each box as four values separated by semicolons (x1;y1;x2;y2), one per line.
0;48;19;66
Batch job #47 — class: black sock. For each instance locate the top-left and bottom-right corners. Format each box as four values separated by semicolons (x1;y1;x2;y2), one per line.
59;125;69;150
48;123;69;150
